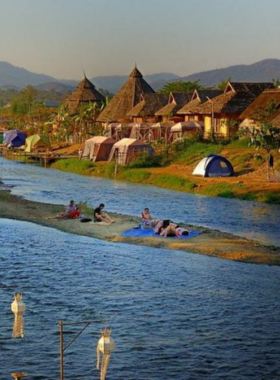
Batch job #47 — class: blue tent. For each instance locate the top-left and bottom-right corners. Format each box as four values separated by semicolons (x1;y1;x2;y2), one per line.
192;154;234;177
3;130;26;148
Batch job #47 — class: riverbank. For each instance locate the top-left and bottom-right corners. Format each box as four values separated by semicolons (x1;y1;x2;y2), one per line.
1;187;279;265
51;143;280;204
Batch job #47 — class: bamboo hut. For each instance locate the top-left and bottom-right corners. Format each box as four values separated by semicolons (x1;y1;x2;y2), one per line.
97;67;155;123
126;93;168;123
63;75;105;115
239;88;280;129
197;82;274;138
155;93;192;122
177;89;222;122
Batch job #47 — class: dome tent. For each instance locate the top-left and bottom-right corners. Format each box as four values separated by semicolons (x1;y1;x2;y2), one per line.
4;130;26;147
192;154;234;177
25;134;51;153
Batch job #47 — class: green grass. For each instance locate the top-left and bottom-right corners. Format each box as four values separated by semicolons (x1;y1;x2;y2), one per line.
200;182;245;198
175;142;223;165
227;138;251;148
52;159;95;175
149;174;197;192
120;169;151;182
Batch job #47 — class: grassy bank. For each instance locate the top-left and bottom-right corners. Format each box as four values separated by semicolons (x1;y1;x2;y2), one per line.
51;141;280;204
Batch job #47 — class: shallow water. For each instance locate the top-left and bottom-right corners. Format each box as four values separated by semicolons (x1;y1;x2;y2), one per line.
1;219;280;380
0;157;280;246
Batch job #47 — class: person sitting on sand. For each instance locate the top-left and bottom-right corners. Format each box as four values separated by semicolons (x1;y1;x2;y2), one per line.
141;208;158;228
93;203;115;224
51;200;81;219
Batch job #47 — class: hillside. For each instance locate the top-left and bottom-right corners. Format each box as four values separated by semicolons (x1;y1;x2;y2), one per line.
180;59;280;86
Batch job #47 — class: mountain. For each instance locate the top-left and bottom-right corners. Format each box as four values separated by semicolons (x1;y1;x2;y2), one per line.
35;82;75;92
179;59;280;86
90;72;180;93
1;59;280;94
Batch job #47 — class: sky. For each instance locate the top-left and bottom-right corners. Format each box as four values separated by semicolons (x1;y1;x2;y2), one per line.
1;0;280;80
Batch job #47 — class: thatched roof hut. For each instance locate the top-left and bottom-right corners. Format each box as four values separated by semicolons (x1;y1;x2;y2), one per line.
155;92;192;117
239;88;280;121
177;89;222;115
126;93;168;120
64;75;105;115
197;82;274;116
97;67;155;123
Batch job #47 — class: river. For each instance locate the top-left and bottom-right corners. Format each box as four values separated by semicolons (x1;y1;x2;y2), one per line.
0;157;280;379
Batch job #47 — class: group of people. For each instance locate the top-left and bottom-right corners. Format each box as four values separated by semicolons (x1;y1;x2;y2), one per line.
53;201;115;224
141;207;189;237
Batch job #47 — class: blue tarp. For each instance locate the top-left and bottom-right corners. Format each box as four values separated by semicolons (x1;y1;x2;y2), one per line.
121;228;200;239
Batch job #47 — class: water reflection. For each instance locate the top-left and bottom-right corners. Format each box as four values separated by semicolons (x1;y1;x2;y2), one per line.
0;156;280;246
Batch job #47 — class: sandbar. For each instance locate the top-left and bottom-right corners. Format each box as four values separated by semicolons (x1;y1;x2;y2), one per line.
0;187;279;266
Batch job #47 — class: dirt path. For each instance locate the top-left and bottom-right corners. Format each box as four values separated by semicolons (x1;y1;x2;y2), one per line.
1;187;279;266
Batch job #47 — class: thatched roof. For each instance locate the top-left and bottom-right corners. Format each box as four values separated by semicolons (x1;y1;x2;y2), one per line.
238;88;280;120
155;92;192;116
97;67;155;122
270;111;280;127
126;93;168;117
197;82;274;115
177;89;222;114
64;76;105;115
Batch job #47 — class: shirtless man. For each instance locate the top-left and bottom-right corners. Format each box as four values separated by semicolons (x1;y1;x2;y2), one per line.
93;203;115;224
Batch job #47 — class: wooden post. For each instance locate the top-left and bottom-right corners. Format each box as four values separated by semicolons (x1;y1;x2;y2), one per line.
114;150;118;178
59;320;64;380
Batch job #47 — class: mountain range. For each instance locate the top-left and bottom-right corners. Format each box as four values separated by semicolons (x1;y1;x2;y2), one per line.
1;59;280;93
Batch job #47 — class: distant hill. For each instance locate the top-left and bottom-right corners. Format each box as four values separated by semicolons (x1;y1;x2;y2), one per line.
2;59;280;94
179;59;280;86
36;82;75;92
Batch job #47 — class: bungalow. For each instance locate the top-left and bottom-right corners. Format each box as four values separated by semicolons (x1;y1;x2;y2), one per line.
155;92;192;122
197;82;274;139
126;93;168;123
239;88;280;129
63;75;105;115
97;67;155;124
177;89;222;122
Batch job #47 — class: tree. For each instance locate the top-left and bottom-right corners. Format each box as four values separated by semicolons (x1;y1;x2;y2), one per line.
217;77;231;91
157;80;204;94
241;123;280;179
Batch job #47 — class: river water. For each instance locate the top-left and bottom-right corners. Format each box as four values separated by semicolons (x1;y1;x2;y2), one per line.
0;157;280;379
0;157;280;246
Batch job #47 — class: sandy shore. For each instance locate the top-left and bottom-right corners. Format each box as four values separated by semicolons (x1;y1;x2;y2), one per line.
1;187;280;266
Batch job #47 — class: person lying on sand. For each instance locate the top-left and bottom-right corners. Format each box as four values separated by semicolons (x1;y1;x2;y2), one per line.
154;220;189;237
93;203;115;224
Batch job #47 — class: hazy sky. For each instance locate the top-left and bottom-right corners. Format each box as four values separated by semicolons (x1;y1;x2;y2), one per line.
1;0;280;80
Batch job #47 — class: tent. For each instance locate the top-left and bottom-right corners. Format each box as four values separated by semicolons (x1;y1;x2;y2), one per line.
171;121;203;141
25;134;51;153
3;130;26;147
82;136;116;162
108;138;153;165
192;154;234;177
